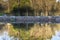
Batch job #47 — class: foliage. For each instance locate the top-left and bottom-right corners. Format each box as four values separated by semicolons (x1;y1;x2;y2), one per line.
20;0;30;7
0;0;60;16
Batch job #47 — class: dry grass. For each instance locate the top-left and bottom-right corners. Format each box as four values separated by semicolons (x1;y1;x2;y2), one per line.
5;23;60;40
29;23;60;39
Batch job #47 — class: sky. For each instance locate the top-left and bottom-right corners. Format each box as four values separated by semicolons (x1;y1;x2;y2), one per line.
56;0;60;2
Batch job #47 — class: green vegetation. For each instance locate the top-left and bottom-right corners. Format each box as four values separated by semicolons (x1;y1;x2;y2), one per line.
0;13;3;16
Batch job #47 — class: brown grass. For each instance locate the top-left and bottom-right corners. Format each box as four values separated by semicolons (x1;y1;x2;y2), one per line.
6;23;60;40
29;23;60;39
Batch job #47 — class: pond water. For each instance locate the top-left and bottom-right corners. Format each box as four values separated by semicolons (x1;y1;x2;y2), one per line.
0;31;19;40
51;31;60;40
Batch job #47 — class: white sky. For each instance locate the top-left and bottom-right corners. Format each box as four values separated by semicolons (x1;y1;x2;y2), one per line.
56;0;60;2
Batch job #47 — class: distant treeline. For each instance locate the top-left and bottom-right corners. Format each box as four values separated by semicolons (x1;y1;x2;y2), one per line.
0;0;60;16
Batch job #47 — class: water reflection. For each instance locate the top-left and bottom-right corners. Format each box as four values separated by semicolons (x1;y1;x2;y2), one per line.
0;31;19;40
51;31;60;40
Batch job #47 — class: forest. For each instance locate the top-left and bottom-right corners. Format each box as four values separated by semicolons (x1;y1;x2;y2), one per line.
0;0;60;16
